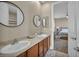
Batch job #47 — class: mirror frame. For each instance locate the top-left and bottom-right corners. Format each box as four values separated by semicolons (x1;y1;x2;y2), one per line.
33;15;41;27
0;1;24;27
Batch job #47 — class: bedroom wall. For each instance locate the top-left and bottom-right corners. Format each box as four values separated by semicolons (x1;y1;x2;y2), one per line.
55;18;68;28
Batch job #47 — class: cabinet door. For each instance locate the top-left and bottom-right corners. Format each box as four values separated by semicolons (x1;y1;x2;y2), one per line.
68;2;77;57
38;40;44;57
17;51;26;57
48;36;50;49
43;37;48;55
26;44;38;57
75;2;79;57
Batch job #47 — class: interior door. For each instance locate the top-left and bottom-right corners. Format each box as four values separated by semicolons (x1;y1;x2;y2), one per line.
75;2;79;56
68;2;77;57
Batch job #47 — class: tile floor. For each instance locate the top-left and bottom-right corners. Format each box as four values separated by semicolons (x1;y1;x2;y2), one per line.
45;49;68;57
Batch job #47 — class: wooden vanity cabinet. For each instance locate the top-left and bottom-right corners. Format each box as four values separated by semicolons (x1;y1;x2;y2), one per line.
26;44;38;57
38;36;50;57
17;35;50;57
48;36;50;49
38;40;44;57
43;37;48;55
17;44;38;57
17;51;26;57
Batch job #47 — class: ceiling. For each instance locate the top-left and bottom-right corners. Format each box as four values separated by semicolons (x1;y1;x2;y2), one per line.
54;2;68;19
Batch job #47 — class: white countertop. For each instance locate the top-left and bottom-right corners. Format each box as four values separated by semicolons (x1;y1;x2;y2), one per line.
0;34;50;57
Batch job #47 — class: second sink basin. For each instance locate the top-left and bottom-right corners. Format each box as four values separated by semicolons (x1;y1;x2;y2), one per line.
0;40;30;54
37;34;48;37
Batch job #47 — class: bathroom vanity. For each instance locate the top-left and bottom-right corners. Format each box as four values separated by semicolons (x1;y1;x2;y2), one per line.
17;35;50;57
0;34;50;57
0;1;51;57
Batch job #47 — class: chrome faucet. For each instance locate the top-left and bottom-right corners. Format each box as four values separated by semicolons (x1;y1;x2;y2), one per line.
11;39;18;45
37;32;44;35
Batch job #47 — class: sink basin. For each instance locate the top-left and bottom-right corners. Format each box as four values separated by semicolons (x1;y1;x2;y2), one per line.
37;34;48;37
0;40;30;54
27;36;35;39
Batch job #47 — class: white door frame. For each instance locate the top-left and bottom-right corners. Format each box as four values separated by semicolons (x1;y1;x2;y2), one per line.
50;1;70;56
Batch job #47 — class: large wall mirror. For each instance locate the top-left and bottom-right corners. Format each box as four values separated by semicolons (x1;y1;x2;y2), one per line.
33;15;41;27
0;2;24;27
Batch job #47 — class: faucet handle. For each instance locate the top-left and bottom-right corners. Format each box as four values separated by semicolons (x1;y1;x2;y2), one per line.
11;39;18;45
14;39;17;41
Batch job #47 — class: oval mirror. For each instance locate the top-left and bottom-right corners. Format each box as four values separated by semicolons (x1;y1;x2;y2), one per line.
42;18;46;27
0;2;24;27
33;15;41;27
42;16;49;28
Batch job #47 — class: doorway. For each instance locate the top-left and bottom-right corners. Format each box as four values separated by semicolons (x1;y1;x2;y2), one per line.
53;2;68;54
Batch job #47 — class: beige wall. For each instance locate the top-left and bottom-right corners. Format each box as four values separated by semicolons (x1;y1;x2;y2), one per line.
55;18;68;28
0;1;52;43
0;1;42;42
41;3;51;33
